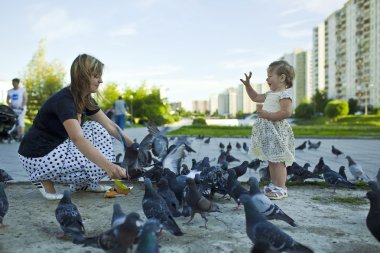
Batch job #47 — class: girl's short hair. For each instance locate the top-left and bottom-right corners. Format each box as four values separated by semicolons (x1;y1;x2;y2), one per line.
268;60;295;88
70;54;104;112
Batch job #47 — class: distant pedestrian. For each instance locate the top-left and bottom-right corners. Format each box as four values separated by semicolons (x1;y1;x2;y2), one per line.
113;96;128;129
7;78;27;141
240;60;295;200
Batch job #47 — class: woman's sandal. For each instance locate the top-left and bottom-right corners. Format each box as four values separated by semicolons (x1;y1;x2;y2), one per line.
264;186;288;200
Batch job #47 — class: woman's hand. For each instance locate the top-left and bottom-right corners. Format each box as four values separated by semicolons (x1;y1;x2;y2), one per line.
105;163;127;179
240;71;252;86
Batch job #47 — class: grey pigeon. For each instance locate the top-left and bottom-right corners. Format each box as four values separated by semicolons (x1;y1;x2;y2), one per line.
111;203;127;228
322;165;356;192
377;168;380;184
239;194;313;253
219;142;225;150
331;145;344;157
366;181;380;242
142;178;184;236
180;164;190;175
161;144;186;175
204;137;211;144
227;142;232;152
148;124;169;160
313;157;325;175
346;155;370;181
288;162;322;182
226;169;249;209
248;177;296;227
243;142;249;153
338;166;347;180
295;141;307;151
226;151;240;163
307;140;321;150
162;168;186;204
83;212;141;253
248;159;262;171
55;190;85;243
231;161;249;178
184;178;221;228
236;142;241;150
0;183;9;227
0;169;13;182
157;178;181;217
135;219;161;253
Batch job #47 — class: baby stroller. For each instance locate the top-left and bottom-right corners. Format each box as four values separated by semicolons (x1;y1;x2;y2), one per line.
0;105;18;143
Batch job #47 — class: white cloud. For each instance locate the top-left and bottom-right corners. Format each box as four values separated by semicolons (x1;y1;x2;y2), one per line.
109;24;137;37
30;8;91;41
280;7;303;16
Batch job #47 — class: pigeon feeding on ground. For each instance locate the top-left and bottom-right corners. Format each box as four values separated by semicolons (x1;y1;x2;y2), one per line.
295;141;307;151
236;142;242;150
247;177;296;227
55;190;85;243
83;212;141;253
204;137;211;144
0;169;13;183
230;161;249;178
111;203;127;228
219;142;225;150
157;178;182;217
308;140;321;150
313;157;325;175
184;178;221;228
331;145;344;157
338;166;347;180
345;155;370;181
226;142;232;152
0;183;9;228
226;169;249;209
366;181;380;242
322;165;356;192
142;178;184;236
239;194;313;253
135;219;161;253
288;162;322;182
377;168;380;184
243;142;249;153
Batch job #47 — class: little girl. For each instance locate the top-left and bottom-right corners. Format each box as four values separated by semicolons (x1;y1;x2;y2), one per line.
240;60;295;200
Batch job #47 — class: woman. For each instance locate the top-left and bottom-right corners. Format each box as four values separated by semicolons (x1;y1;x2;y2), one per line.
18;54;133;200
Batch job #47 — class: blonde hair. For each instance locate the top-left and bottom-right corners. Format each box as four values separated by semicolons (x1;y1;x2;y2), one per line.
70;54;104;112
268;60;295;88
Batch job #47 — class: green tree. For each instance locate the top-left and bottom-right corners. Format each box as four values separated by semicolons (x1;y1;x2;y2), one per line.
295;102;314;119
348;98;359;115
324;100;349;121
98;82;121;110
311;89;329;115
23;40;65;121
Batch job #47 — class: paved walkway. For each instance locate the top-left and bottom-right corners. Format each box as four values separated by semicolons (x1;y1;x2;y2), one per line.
1;123;379;182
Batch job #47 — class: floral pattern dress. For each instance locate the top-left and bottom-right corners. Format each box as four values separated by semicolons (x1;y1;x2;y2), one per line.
250;90;295;167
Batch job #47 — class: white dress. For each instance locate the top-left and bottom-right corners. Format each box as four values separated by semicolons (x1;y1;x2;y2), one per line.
250;90;295;167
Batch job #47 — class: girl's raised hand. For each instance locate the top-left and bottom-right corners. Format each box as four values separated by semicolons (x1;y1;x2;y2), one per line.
240;71;252;86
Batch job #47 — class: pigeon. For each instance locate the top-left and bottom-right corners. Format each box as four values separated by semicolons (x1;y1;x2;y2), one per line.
148;124;169;159
135;219;161;253
226;142;232;152
180;164;190;175
239;194;313;253
226;152;240;163
366;181;380;242
236;142;242;150
83;212;141;253
162;168;186;204
204;137;211;144
377;168;380;184
346;155;370;181
55;190;85;243
184;178;221;228
157;178;182;217
331;145;344;157
111;203;127;228
313;157;325;175
322;165;356;192
247;177;296;227
226;169;249;209
0;183;9;227
0;169;13;183
259;166;271;182
308;140;321;150
295;141;307;151
219;142;225;150
143;164;163;183
338;166;347;180
142;178;184;236
288;162;322;182
231;161;249;178
115;153;123;164
243;142;249;153
248;159;262;171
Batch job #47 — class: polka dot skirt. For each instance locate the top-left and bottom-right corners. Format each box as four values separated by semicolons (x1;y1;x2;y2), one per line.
18;121;115;190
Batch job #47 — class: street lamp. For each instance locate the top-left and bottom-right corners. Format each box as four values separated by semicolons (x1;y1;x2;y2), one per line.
129;94;134;125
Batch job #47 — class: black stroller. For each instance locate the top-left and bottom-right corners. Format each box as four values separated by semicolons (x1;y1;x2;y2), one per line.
0;105;18;143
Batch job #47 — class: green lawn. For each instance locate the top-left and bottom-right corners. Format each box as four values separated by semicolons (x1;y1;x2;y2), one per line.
168;115;380;138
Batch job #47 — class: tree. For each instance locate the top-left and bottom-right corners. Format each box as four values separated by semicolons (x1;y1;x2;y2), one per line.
98;82;121;110
23;40;65;121
348;98;359;115
295;102;314;119
324;100;349;121
311;89;329;115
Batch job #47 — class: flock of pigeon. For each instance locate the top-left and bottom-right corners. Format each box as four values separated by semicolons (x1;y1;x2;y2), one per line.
0;125;380;252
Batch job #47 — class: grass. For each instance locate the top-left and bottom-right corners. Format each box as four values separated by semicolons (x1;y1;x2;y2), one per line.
168;115;380;138
311;196;368;205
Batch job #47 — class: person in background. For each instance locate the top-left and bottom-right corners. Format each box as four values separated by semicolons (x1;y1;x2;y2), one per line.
18;54;133;200
113;96;128;129
7;78;27;141
240;60;295;200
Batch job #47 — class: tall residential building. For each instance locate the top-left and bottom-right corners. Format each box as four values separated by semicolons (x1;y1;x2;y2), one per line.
316;0;380;107
237;84;255;114
281;49;312;107
209;94;218;114
312;24;326;94
217;93;228;115
192;100;209;113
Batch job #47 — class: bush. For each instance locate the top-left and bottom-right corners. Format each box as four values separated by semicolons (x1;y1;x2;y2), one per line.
324;100;349;120
295;103;314;119
192;117;207;126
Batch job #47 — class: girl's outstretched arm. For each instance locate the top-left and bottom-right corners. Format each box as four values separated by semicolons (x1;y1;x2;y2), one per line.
240;71;266;103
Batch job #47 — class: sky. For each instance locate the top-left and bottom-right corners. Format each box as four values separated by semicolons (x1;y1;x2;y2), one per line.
0;0;348;109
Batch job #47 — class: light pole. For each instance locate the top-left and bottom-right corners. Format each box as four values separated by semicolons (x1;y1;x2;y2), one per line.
129;94;134;125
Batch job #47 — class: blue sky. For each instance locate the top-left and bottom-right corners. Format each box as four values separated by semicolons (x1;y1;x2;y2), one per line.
0;0;347;109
